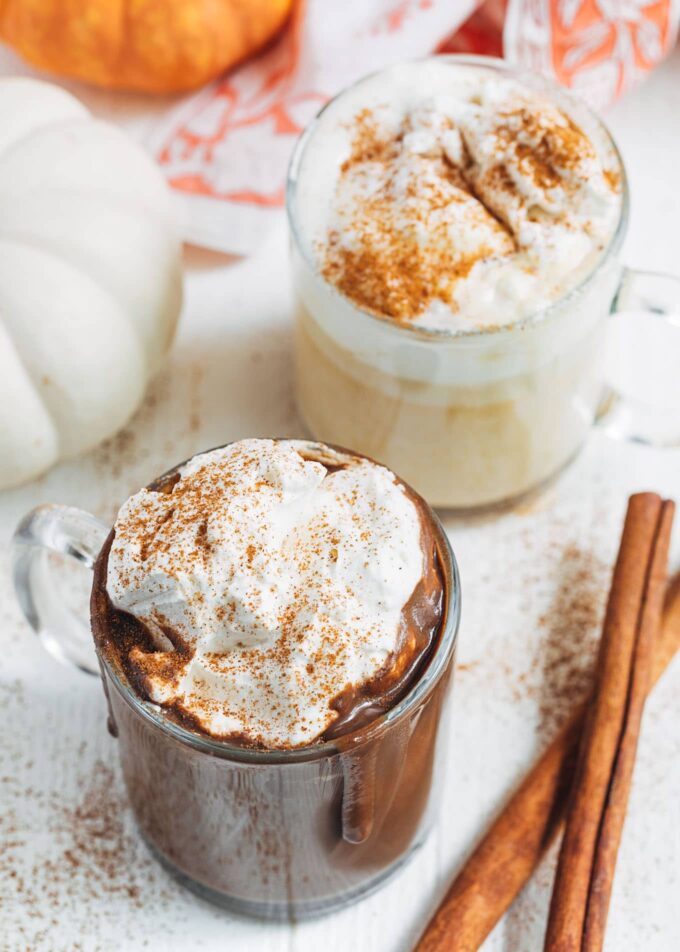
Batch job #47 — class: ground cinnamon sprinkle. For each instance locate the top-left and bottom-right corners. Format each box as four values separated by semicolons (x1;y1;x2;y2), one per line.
322;111;514;321
1;755;177;949
454;512;609;747
91;361;205;491
500;107;595;191
534;543;606;742
341;107;400;168
325;226;497;322
321;98;615;324
603;167;622;192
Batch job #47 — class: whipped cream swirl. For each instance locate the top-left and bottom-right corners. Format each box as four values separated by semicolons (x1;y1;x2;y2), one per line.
297;62;622;331
106;439;427;748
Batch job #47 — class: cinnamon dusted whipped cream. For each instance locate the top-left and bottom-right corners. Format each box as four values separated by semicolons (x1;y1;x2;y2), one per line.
105;439;444;748
295;60;622;331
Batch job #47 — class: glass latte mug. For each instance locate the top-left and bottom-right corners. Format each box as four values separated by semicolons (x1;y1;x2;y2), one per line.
11;451;460;921
288;56;680;511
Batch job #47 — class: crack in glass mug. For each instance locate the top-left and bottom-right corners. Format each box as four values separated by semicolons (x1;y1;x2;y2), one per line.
11;452;460;921
287;55;680;511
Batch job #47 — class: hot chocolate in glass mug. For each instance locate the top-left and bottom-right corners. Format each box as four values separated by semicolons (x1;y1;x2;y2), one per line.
288;55;680;510
12;439;460;920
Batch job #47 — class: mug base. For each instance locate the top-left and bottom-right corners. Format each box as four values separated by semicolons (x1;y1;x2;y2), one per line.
142;831;425;922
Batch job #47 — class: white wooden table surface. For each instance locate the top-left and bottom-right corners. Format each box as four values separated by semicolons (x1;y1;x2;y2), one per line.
1;44;679;952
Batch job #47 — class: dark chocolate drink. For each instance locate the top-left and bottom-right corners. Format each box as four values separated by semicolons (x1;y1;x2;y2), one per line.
91;440;458;918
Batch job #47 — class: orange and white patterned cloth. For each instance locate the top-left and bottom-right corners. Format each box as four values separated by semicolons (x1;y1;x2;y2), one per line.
152;0;679;253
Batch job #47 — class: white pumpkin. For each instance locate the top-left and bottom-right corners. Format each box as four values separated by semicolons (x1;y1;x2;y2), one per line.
0;77;183;490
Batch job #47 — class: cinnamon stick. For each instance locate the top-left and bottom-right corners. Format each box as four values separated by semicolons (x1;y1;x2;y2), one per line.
414;501;680;952
544;494;674;951
582;503;675;949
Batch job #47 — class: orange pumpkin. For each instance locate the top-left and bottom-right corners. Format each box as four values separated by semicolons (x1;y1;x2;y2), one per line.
0;0;293;94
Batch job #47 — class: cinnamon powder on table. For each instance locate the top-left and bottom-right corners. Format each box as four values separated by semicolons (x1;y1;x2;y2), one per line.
534;543;607;741
1;754;176;949
453;508;610;747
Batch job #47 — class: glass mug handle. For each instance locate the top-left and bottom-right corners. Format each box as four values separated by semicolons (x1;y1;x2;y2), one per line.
12;504;109;675
598;267;680;445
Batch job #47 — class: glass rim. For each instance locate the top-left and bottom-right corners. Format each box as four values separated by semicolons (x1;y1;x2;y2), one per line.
98;454;461;766
285;53;630;343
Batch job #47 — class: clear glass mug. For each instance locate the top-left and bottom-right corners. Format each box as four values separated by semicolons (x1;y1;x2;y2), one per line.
287;55;680;511
11;464;460;921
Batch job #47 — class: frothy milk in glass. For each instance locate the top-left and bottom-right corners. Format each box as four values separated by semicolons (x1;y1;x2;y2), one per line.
287;57;625;510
